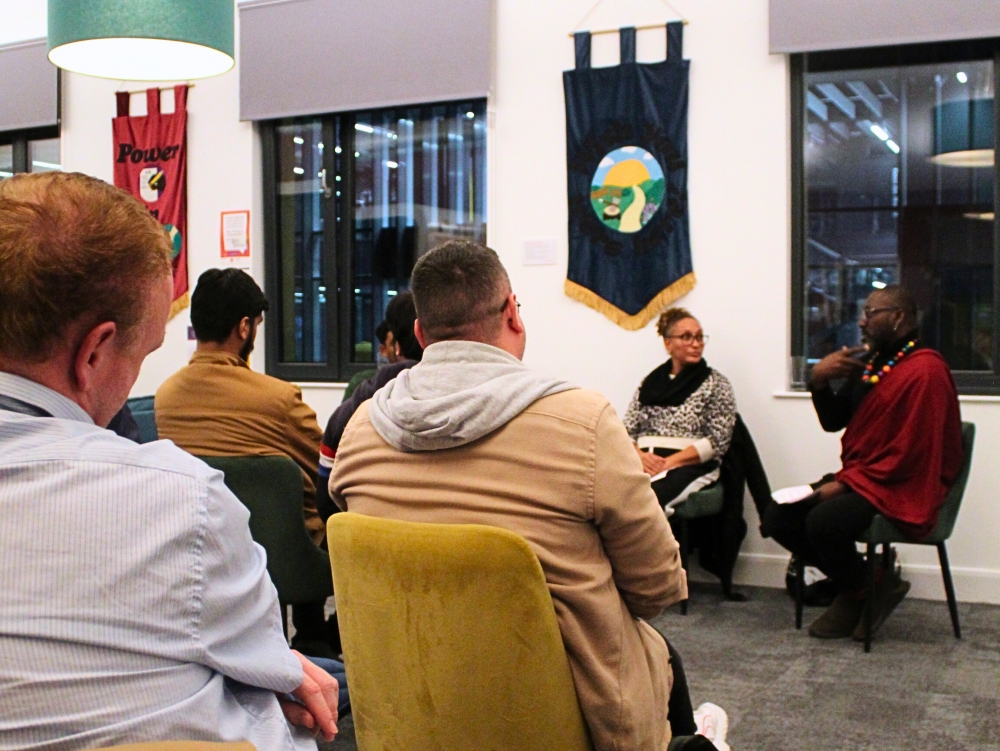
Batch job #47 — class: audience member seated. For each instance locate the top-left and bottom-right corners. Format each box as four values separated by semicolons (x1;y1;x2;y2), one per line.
623;308;737;512
316;290;423;521
330;241;729;751
762;285;962;639
154;268;336;658
0;172;343;749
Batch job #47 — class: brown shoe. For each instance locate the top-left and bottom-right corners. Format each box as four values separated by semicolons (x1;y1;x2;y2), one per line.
853;577;911;641
808;593;866;638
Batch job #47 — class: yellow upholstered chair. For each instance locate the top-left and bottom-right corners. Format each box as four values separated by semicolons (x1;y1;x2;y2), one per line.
327;512;594;751
94;743;255;750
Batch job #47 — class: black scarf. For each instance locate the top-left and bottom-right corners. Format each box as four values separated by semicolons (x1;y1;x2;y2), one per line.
638;358;712;408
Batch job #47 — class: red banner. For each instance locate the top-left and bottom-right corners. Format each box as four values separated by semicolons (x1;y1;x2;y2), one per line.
113;85;189;317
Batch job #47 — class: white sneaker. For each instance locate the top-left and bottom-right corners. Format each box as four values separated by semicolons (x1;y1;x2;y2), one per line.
692;702;730;751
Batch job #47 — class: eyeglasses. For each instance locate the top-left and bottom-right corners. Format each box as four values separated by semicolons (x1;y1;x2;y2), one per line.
498;298;522;313
860;306;899;321
665;333;708;344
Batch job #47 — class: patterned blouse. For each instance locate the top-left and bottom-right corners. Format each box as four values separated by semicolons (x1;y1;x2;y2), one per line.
622;369;738;459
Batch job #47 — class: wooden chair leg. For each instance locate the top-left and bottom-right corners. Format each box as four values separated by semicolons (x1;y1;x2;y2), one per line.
680;517;689;615
864;542;876;653
937;543;962;639
795;558;804;630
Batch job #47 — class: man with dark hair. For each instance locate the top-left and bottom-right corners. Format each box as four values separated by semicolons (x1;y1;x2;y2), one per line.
156;268;334;656
189;267;270;359
317;290;422;521
763;285;962;639
330;241;719;751
0;173;341;748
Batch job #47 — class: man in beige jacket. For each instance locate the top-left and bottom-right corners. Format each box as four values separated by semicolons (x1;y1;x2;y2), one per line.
331;241;724;751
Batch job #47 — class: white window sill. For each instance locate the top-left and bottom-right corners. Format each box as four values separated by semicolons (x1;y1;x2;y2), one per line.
773;390;1000;403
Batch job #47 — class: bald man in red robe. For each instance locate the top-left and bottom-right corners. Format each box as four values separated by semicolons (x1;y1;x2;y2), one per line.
763;286;962;639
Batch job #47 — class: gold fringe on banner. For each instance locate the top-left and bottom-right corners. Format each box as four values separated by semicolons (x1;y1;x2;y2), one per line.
564;272;696;331
169;292;190;320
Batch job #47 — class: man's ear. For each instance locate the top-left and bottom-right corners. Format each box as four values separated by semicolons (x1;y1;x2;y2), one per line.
505;295;525;335
414;319;427;349
73;321;118;392
238;316;253;341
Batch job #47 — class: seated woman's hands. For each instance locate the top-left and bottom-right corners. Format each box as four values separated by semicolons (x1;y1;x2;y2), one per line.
634;444;669;476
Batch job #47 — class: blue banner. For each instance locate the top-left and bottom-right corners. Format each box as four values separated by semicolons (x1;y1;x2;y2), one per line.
563;23;694;330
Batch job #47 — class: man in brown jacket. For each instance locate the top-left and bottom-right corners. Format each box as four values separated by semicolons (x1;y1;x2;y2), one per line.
331;241;717;751
156;268;333;657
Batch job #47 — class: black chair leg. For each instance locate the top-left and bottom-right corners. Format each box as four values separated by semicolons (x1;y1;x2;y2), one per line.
937;543;962;639
864;542;876;653
795;558;804;630
680;517;689;615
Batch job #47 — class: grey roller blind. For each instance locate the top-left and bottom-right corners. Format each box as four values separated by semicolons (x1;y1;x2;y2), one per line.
770;0;1000;54
0;39;59;131
239;0;492;121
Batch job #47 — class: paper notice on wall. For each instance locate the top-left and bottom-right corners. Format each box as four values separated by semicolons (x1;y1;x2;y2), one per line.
523;238;557;266
221;211;250;264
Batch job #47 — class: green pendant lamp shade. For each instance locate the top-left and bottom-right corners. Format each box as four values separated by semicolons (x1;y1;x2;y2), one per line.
932;98;994;168
48;0;234;81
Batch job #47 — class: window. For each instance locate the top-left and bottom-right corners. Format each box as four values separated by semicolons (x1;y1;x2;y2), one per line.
791;40;1000;392
262;100;487;381
0;127;61;181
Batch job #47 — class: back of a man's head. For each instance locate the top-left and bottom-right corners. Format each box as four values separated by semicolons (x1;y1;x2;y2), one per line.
410;241;510;344
0;172;171;364
190;268;270;343
384;291;422;360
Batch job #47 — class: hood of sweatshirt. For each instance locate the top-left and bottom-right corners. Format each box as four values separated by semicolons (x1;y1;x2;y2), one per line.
367;340;576;452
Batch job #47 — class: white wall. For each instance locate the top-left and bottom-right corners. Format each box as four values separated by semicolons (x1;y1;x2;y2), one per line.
19;0;1000;602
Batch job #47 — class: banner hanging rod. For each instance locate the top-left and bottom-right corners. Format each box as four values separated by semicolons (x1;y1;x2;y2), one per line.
117;84;196;95
567;20;688;39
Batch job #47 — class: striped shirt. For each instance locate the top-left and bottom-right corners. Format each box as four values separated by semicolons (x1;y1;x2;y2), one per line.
0;373;312;751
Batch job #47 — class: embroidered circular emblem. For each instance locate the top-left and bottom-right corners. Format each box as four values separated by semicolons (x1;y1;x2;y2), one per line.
590;146;665;233
163;223;182;259
139;165;166;203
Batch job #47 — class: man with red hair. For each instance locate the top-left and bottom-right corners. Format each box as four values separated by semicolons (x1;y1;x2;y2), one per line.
0;172;341;749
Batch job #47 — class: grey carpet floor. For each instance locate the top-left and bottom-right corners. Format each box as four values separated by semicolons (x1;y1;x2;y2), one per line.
324;583;1000;750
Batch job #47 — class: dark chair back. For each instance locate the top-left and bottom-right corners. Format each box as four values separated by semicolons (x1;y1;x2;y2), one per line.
126;395;157;443
198;455;332;605
924;421;975;543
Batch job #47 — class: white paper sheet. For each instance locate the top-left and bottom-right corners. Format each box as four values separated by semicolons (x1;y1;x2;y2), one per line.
771;485;819;505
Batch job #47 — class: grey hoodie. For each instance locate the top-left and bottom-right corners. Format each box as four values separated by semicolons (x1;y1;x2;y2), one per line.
367;340;576;452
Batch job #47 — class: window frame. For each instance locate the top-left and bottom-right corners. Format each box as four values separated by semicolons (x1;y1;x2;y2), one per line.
261;100;487;383
790;37;1000;394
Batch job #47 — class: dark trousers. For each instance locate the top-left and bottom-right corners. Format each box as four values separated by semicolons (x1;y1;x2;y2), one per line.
762;491;878;594
665;639;697;736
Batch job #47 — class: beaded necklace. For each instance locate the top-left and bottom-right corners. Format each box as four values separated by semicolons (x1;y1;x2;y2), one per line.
861;339;917;385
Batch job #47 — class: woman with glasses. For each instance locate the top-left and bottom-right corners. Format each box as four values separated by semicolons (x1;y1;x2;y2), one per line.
623;307;737;512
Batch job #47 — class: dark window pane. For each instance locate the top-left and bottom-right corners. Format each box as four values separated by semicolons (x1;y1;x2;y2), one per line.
276;119;327;364
803;60;995;371
350;101;487;364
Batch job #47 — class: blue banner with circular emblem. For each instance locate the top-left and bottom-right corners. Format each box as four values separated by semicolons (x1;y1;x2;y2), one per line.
563;23;694;330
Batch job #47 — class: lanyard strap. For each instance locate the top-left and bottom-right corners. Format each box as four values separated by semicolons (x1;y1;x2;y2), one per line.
0;394;52;418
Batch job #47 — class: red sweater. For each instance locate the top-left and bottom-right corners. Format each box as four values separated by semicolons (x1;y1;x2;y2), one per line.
836;349;962;539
